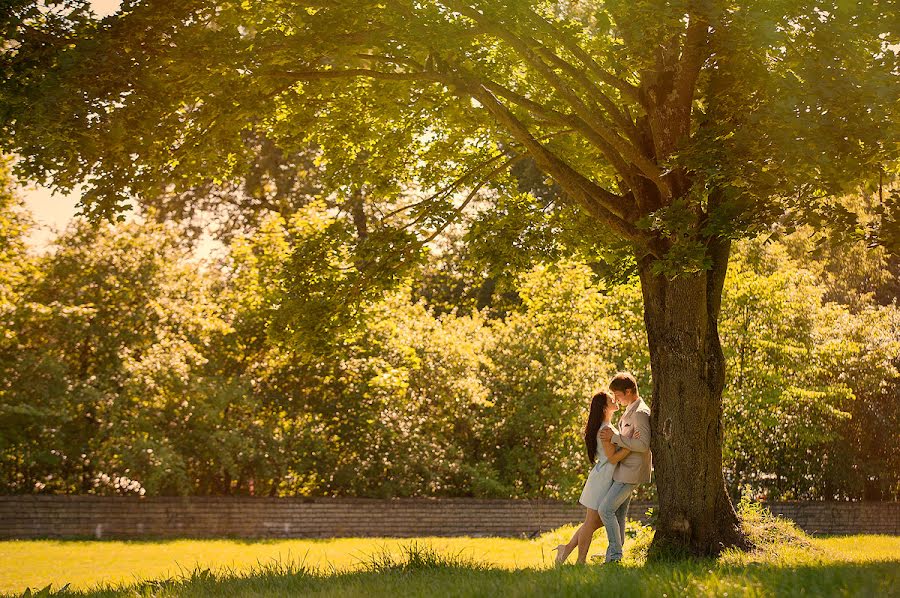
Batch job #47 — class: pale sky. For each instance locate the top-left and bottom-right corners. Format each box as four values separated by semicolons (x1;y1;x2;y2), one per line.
21;183;82;252
91;0;121;17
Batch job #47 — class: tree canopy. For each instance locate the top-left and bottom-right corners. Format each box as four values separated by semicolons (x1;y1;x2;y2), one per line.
2;1;897;264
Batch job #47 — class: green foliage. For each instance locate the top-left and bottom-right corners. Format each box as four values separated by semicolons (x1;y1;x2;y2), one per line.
0;214;231;495
481;259;642;499
720;237;900;500
2;0;896;269
271;202;425;352
0;162;38;460
0;158;34;308
1;184;897;501
212;211;492;497
141;131;324;245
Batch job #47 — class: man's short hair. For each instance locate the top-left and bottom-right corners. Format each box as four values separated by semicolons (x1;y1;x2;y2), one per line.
609;372;638;395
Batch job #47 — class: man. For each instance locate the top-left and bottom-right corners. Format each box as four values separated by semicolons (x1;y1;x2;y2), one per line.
598;372;652;563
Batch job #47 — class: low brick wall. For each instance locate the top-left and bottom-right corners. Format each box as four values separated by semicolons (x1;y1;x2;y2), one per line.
0;497;597;540
765;501;900;536
0;496;897;539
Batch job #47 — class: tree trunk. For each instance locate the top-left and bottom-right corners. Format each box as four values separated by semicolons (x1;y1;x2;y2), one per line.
638;238;750;557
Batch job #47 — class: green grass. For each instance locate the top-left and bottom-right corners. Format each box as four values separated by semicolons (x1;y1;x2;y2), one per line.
2;513;899;597
0;535;543;595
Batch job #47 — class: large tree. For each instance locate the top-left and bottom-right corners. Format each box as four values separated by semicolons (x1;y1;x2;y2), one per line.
2;0;897;555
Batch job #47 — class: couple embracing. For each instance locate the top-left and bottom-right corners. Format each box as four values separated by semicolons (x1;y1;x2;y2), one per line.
555;372;652;565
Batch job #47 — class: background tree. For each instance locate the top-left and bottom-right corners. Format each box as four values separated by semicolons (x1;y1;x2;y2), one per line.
0;159;39;491
0;158;33;309
2;0;897;555
0;215;230;495
720;232;900;502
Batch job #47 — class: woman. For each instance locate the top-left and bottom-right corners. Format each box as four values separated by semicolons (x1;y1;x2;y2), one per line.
554;390;634;564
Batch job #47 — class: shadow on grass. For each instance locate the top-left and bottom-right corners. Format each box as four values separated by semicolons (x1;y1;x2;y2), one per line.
12;547;899;598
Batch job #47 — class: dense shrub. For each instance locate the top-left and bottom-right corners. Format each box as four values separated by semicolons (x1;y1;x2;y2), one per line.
1;196;896;500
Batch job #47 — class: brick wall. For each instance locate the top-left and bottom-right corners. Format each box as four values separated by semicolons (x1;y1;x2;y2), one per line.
0;496;897;540
765;501;900;536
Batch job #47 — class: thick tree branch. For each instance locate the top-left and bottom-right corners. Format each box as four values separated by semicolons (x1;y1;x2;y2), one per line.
478;81;572;125
355;53;424;71
445;3;671;200
472;80;643;195
673;12;711;117
522;8;641;103
273;60;656;249
274;68;444;84
277;63;643;202
467;83;655;248
529;42;642;142
497;9;643;141
456;6;641;140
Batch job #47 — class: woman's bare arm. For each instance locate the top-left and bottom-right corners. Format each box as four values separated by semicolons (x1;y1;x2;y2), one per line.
603;429;638;463
603;439;631;463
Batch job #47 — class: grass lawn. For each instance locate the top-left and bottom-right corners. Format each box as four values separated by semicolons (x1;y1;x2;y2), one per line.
2;519;899;597
0;535;541;595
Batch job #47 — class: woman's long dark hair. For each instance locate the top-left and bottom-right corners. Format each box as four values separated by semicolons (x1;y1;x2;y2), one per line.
584;391;612;463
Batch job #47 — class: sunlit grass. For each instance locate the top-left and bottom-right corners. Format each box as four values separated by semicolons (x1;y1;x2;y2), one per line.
0;535;549;594
2;511;898;597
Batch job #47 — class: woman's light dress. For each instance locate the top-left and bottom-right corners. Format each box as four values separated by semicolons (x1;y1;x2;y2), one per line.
578;422;618;510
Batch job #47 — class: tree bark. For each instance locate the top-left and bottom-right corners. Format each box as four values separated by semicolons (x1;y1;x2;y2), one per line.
638;238;750;557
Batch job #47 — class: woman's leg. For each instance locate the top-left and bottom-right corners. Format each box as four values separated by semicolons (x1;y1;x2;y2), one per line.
556;525;582;564
575;509;603;563
556;508;594;564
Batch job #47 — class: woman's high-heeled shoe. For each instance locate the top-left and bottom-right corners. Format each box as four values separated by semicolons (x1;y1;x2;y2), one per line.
553;544;568;565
